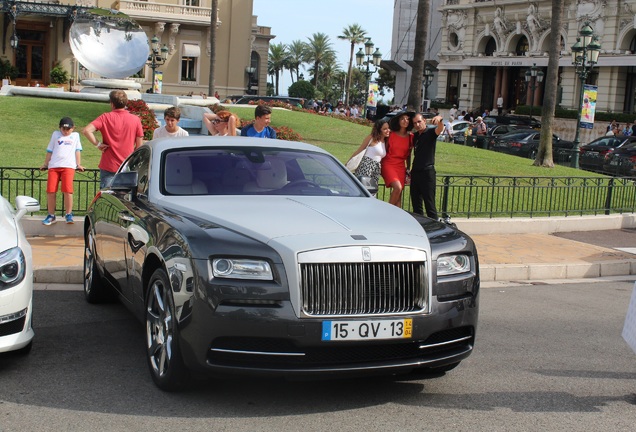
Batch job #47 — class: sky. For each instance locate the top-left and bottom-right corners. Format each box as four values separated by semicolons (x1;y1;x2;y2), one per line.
252;0;394;98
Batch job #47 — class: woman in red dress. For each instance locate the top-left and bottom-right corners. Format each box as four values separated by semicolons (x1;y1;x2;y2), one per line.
381;112;413;206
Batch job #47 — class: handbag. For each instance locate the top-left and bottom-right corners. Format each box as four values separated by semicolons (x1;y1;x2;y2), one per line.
345;140;371;172
345;151;365;172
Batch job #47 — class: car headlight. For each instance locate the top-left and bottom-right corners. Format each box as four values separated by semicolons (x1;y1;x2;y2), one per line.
0;247;26;290
212;258;273;280
437;254;471;276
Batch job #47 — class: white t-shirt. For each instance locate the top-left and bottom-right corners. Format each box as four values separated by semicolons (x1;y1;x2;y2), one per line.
46;131;82;168
153;126;189;139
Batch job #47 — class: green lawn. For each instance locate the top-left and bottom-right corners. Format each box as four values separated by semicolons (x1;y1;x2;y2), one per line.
0;96;601;179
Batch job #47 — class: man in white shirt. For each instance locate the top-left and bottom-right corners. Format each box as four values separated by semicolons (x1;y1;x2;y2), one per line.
444;116;454;142
449;104;457;118
153;107;189;139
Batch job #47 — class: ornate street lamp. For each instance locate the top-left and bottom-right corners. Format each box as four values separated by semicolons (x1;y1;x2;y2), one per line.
423;65;434;101
147;35;169;94
524;63;544;119
356;38;382;119
570;22;601;169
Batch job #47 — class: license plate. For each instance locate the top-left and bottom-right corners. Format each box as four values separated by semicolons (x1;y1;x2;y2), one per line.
322;319;412;341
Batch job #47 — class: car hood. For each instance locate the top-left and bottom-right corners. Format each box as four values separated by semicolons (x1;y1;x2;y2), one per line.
158;195;430;254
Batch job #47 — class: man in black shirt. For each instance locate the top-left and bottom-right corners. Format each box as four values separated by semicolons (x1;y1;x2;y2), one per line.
409;113;444;219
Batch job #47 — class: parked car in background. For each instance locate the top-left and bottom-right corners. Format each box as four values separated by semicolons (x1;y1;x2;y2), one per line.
0;194;39;355
602;142;636;176
483;115;541;129
437;120;472;143
485;124;532;149
84;136;480;391
492;130;573;159
578;136;636;172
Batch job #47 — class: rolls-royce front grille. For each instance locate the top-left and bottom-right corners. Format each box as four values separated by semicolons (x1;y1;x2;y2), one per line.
300;262;427;316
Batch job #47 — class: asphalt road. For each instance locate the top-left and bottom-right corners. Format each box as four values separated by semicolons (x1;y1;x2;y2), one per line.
1;281;636;431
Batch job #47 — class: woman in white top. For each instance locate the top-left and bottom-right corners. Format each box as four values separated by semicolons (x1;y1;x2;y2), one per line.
203;110;240;136
349;119;389;186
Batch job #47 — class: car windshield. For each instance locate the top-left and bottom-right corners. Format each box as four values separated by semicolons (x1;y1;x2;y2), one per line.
162;147;367;197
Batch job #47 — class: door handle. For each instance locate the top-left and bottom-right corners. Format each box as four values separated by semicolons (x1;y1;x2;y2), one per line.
118;211;135;222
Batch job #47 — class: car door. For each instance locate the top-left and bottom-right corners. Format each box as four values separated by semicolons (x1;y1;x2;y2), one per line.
117;148;152;307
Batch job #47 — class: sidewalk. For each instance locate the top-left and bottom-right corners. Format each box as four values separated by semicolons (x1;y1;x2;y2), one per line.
27;216;636;285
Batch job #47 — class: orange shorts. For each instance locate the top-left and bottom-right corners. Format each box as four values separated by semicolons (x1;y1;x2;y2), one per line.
47;168;75;194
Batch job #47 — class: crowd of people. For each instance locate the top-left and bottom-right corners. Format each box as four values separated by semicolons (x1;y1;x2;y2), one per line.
606;119;636;137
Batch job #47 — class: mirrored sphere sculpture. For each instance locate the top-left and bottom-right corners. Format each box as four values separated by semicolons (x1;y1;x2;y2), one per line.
70;10;149;79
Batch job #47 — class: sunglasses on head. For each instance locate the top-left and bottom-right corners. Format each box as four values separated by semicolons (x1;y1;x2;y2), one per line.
212;119;228;125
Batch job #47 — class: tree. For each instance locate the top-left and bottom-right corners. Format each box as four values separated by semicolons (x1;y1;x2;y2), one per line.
534;0;565;167
268;43;289;96
407;0;429;112
286;40;307;83
305;32;336;90
337;23;367;106
207;0;219;96
288;80;315;100
376;68;396;97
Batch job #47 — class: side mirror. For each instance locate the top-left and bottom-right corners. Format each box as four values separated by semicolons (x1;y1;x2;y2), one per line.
110;171;139;191
15;195;40;220
357;176;379;195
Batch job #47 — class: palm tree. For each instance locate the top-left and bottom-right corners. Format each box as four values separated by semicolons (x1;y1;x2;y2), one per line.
286;40;307;83
535;0;565;167
407;0;429;111
338;24;367;106
207;0;219;96
268;43;289;96
305;32;336;90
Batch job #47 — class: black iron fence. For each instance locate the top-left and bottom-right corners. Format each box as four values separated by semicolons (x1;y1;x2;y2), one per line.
2;167;635;218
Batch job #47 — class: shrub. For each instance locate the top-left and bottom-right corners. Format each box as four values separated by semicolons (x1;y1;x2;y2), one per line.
50;63;69;84
288;80;315;100
0;58;18;81
126;99;158;140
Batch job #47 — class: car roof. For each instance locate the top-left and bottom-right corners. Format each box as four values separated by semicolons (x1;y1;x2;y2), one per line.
146;136;328;155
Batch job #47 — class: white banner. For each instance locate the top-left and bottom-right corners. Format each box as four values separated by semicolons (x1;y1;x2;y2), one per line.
622;281;636;355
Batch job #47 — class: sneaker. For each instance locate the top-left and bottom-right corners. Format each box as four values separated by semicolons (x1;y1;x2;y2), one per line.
65;213;74;224
42;214;56;225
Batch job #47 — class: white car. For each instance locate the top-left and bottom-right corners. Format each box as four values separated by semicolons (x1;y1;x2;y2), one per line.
0;194;39;354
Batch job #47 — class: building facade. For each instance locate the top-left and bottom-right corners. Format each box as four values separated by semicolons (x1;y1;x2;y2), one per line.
390;0;636;116
0;0;273;98
438;0;636;114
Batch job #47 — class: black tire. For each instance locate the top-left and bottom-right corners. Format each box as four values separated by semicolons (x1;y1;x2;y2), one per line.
528;149;537;160
145;268;189;391
84;229;112;303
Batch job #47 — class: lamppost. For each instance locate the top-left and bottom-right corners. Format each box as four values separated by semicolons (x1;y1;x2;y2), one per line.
570;22;601;169
356;38;382;119
147;35;169;94
423;65;434;101
245;66;256;94
524;63;544;119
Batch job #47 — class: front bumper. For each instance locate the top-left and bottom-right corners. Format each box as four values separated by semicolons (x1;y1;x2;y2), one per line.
179;293;478;377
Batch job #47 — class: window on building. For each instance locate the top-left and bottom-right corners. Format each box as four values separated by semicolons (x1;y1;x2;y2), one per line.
485;37;496;56
515;37;529;56
181;43;200;81
446;70;461;105
183;0;200;6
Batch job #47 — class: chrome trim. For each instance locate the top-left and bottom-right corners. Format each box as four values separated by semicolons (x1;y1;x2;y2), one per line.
210;348;305;357
418;335;473;350
0;308;27;324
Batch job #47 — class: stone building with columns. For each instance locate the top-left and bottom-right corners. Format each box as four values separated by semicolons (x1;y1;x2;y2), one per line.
0;0;273;97
432;0;636;115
